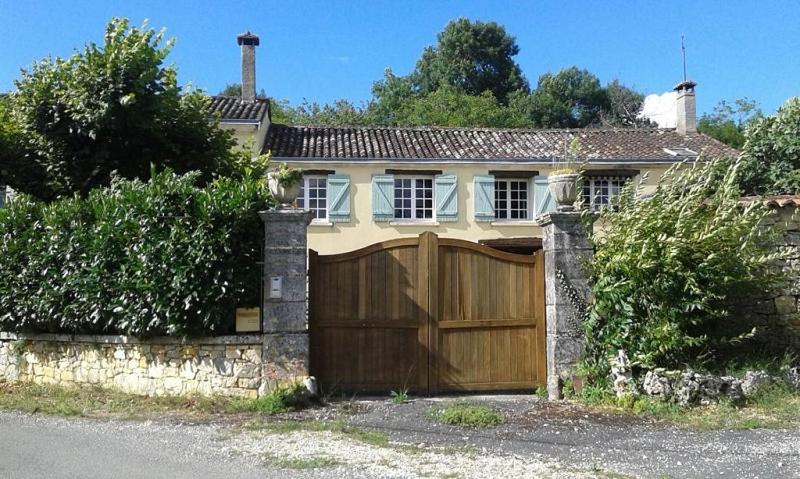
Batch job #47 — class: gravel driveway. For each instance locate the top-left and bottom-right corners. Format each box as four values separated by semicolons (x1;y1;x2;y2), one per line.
1;395;799;478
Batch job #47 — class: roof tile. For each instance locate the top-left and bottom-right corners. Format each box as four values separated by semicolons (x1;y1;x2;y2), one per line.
264;124;738;162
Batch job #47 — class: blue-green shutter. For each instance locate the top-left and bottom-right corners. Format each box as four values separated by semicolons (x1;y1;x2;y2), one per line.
434;174;458;222
327;174;351;223
473;175;495;222
533;175;556;218
372;174;395;221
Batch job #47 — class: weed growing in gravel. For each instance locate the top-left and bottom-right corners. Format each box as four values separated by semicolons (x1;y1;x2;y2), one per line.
263;453;341;470
428;402;505;428
390;388;409;404
229;382;311;415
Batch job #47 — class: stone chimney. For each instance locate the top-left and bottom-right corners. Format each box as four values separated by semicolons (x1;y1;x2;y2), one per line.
674;80;697;135
237;32;260;102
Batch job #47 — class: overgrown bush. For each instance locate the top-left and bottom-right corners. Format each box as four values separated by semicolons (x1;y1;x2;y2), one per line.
582;157;781;384
0;169;272;337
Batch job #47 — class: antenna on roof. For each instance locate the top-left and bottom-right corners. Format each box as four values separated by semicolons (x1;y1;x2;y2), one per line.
681;34;687;82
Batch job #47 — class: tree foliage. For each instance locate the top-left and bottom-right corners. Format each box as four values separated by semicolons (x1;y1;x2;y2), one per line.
737;97;800;195
0;169;272;337
0;18;236;201
411;18;529;104
270;23;648;129
583;158;780;382
697;98;762;149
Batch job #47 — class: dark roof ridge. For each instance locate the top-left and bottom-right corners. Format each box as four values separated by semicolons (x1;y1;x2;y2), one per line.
270;123;670;134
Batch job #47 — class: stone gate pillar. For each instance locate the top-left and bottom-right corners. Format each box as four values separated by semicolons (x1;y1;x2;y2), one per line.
259;208;314;393
538;211;593;400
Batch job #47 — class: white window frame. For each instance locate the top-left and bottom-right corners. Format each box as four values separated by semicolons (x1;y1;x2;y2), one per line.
297;176;328;222
582;176;627;210
494;178;531;221
393;176;435;222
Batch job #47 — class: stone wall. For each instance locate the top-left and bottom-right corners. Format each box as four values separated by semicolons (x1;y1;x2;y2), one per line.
0;333;267;398
732;204;800;349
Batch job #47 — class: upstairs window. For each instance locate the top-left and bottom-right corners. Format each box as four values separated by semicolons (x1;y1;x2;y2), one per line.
297;176;327;220
582;176;626;210
494;179;529;220
394;177;433;220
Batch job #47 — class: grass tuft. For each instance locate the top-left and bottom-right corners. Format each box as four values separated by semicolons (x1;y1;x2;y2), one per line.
428;402;505;428
263;453;341;470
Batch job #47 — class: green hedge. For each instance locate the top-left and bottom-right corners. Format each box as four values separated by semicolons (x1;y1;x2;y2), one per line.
0;170;272;337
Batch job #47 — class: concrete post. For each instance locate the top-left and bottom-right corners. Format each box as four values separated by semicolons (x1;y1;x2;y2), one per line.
258;208;313;393
538;211;593;400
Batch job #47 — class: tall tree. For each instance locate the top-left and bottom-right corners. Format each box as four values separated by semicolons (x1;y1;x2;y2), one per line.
411;18;529;104
698;98;762;149
602;80;654;128
738;97;800;195
525;67;609;128
1;18;235;201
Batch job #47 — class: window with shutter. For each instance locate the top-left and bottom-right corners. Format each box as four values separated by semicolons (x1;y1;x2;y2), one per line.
474;175;495;222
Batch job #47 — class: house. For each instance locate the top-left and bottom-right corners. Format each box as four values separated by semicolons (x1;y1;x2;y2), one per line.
214;33;737;255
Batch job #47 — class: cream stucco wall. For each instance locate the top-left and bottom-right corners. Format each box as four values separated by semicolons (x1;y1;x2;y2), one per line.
222;122;268;156
282;161;672;255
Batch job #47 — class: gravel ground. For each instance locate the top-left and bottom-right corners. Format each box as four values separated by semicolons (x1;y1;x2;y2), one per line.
1;395;799;478
0;409;595;479
346;395;800;478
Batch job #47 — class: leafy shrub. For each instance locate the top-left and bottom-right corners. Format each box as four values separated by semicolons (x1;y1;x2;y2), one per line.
583;157;781;384
738;97;800;195
0;169;272;337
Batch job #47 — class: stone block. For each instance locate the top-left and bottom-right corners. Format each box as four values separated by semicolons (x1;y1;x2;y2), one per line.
263;252;308;279
262;333;309;381
233;362;260;379
212;357;233;376
262;273;307;302
775;295;797;315
225;345;243;359
262;301;308;332
163;377;183;395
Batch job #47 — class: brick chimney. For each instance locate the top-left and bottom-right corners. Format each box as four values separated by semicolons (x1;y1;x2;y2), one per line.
237;32;260;102
674;80;697;135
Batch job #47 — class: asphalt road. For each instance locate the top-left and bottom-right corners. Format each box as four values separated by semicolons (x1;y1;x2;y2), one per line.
0;412;276;479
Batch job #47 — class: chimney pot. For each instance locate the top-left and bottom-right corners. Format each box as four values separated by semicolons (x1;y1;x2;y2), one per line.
674;80;697;135
237;32;259;102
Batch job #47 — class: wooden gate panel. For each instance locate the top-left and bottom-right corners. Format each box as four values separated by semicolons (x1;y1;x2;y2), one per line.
309;239;428;392
434;240;545;391
310;234;545;393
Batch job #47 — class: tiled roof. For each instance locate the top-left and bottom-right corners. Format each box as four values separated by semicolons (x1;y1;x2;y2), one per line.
209;96;269;122
740;195;800;208
264;125;738;163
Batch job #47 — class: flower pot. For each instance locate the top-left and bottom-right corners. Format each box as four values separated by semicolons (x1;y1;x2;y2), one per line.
547;173;580;212
267;172;301;208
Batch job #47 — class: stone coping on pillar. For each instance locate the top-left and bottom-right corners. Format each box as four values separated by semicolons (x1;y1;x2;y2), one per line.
535;211;585;227
0;332;263;345
259;208;315;225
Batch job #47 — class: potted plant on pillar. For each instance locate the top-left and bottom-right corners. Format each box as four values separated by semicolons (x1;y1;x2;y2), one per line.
548;137;585;212
267;163;303;208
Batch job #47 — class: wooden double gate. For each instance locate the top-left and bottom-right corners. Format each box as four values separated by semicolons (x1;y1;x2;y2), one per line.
309;232;546;393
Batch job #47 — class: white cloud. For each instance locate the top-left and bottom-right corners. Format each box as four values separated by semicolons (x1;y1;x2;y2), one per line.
640;91;677;128
328;55;352;65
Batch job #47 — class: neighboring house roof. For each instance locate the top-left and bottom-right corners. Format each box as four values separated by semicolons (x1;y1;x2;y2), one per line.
740;195;800;208
264;124;738;163
209;96;269;123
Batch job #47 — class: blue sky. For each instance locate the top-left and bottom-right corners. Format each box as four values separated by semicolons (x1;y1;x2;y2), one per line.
1;0;798;117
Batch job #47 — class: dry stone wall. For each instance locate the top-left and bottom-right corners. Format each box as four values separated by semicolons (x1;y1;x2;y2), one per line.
732;205;800;349
0;333;267;398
